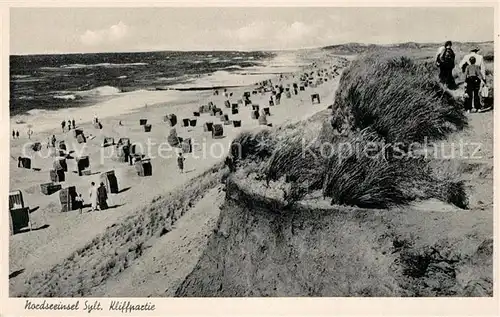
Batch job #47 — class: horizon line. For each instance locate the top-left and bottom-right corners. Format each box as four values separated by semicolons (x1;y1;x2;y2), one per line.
10;40;493;56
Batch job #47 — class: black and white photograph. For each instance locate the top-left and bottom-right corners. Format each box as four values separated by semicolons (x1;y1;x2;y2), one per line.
2;3;497;310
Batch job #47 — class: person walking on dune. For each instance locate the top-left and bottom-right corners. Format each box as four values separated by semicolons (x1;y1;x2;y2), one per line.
89;182;98;212
436;41;457;89
464;56;485;113
459;47;486;79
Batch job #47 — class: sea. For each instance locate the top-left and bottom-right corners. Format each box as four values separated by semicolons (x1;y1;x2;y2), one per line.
10;50;312;117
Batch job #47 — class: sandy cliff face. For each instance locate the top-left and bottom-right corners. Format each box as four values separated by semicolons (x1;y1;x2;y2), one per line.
176;177;492;297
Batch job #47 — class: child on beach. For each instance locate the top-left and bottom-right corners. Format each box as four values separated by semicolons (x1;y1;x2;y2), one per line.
75;194;84;214
464;56;485;113
177;152;185;174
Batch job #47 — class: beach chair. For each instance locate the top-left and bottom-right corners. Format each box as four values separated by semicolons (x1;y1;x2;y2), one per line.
59;186;78;213
258;115;268;126
31;142;42;152
116;138;131;148
49;169;65;182
9;190;32;235
167;128;181;147
73;129;84;138
40;182;62;195
76;134;86;144
114;145;130;163
53;157;68;172
203;122;214;132
100;171;119;194
102;137;115;147
18;157;31;169
76;156;90;176
135;159;152;177
221;114;230;123
311;94;321;104
182;138;192;154
212;124;224;139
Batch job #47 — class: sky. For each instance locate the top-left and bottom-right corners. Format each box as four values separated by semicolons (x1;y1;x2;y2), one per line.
10;7;495;55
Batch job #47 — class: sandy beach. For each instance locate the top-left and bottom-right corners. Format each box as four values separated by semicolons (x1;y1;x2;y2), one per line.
9;50;346;295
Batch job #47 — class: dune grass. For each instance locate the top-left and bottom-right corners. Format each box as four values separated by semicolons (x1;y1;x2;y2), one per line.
332;52;467;145
227;52;470;210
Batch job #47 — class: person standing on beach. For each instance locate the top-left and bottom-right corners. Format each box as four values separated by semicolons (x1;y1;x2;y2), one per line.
177;152;185;174
67;120;72;131
89;182;98;212
464;56;485;113
51;135;56;148
435;41;457;89
61;120;66;132
72;119;76;129
16;131;19;139
97;182;108;210
12;130;15;139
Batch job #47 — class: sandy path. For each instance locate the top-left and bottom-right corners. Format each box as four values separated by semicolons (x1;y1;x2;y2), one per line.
9;55;344;295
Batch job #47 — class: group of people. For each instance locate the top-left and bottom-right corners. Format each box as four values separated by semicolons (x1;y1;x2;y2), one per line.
61;119;76;132
87;181;108;212
435;41;489;113
13;129;34;139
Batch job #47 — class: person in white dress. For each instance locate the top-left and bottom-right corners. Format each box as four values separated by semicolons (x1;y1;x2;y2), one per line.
88;182;98;212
